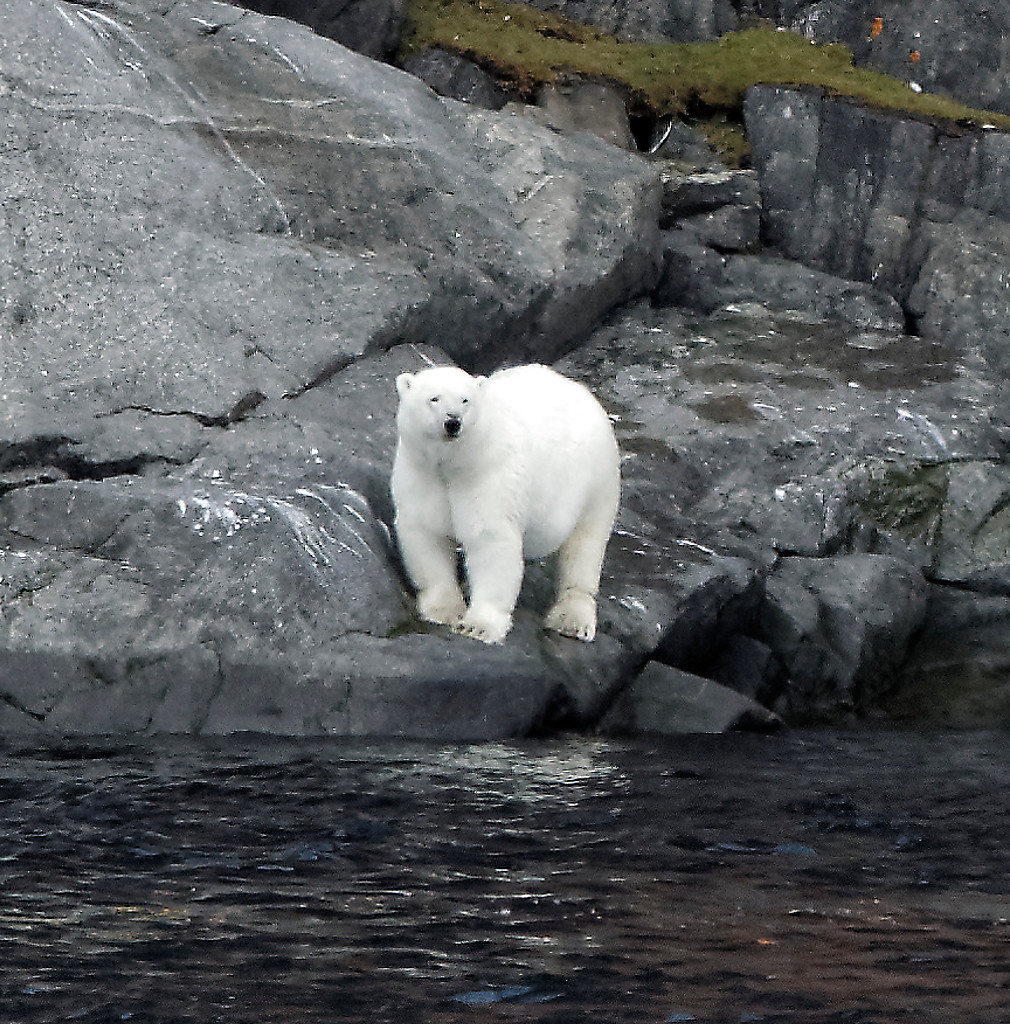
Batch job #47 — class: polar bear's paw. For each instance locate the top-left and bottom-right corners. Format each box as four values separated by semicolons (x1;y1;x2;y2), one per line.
417;589;466;628
544;592;597;642
455;605;512;645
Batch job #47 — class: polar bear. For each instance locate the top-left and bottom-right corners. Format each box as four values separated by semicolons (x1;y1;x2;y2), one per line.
391;363;620;645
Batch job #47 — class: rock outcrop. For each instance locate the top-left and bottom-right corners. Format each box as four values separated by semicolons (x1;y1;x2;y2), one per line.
0;0;660;739
745;85;1010;375
4;0;1010;737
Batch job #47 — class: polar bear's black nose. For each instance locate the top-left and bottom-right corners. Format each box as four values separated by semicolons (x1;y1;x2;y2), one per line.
444;415;462;439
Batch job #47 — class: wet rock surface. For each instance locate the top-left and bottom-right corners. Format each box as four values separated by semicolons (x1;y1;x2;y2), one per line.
4;732;1010;1022
4;0;1010;736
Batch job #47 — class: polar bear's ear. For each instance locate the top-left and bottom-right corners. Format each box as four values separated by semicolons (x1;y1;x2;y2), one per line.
474;375;488;388
395;373;414;398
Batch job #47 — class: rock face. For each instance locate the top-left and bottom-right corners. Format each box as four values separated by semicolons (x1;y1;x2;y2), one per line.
745;84;1010;374
4;0;1010;737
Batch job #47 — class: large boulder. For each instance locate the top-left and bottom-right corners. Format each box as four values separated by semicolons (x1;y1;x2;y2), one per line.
0;0;661;451
758;553;927;721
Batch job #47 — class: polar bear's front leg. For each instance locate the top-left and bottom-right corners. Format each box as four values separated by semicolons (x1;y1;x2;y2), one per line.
396;521;466;628
544;589;599;642
456;528;525;644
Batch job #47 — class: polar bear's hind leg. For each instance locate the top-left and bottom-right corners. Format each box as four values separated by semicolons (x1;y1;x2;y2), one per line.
543;494;617;642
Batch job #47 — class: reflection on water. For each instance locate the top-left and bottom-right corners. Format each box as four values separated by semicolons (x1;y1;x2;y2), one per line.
2;731;1009;1022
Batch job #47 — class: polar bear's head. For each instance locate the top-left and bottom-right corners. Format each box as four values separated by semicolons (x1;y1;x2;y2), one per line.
395;366;486;445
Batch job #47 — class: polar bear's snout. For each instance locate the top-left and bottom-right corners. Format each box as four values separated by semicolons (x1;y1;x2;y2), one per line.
443;414;463;439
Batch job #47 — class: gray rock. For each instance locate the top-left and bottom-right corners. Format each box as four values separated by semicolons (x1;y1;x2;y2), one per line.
745;87;932;292
404;48;516;110
524;0;739;43
601;661;782;734
231;0;405;60
660;168;760;224
887;587;1010;727
533;81;636;150
758;554;928;720
745;85;1010;376
678;204;761;253
654;230;730;309
559;291;1004;719
862;460;1010;592
656;233;905;330
6;0;1010;736
710;634;779;703
0;0;661;452
907;212;1010;377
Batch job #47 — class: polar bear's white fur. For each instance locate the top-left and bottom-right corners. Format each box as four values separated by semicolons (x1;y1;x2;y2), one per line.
391;363;620;644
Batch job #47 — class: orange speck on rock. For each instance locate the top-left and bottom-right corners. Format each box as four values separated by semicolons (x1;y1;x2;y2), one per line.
910;49;921;62
868;16;883;40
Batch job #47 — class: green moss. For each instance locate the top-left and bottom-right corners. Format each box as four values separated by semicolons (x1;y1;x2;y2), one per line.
688;112;750;165
385;617;446;638
402;0;1010;133
858;462;949;546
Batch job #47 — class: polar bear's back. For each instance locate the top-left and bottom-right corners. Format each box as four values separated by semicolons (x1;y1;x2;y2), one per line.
484;365;620;560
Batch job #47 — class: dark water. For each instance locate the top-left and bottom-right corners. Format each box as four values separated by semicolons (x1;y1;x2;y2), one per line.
2;730;1010;1023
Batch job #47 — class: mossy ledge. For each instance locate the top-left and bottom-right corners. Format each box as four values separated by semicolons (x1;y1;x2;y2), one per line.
401;0;1010;148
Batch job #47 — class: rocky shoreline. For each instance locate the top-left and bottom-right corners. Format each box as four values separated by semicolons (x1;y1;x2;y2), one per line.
2;0;1010;737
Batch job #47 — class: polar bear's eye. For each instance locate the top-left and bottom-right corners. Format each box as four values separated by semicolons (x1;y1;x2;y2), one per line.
429;395;440;404
461;398;469;404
